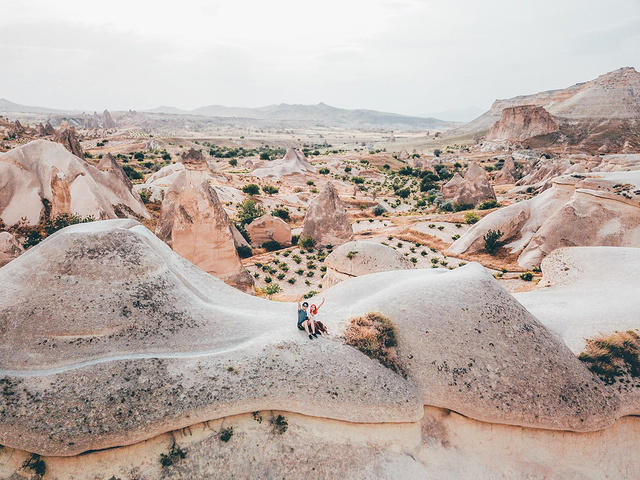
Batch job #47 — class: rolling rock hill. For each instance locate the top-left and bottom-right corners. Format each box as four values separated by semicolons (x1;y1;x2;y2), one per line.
458;67;640;152
0;219;639;478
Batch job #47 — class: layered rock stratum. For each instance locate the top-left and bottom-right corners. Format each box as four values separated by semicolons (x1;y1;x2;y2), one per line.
485;105;559;142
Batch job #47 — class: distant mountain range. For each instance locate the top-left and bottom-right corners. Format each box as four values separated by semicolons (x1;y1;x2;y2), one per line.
0;98;79;115
145;102;455;129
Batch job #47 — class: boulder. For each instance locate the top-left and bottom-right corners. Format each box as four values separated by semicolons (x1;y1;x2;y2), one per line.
246;213;291;247
0;231;23;266
442;162;496;206
55;126;84;158
155;169;254;292
449;171;640;268
486;105;559;142
0;140;148;227
323;240;413;287
301;181;353;246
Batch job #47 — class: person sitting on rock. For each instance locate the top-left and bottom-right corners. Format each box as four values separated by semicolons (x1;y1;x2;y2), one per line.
308;298;328;335
297;295;317;340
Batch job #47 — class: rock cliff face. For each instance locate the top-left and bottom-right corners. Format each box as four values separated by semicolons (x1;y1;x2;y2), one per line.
448;171;640;268
442;163;496;206
485;105;559;142
301;181;353;246
155;169;254;292
0;140;148;227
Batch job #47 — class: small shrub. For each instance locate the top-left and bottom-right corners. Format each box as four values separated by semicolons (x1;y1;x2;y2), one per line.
452;234;460;240
437;225;444;231
344;166;352;172
579;331;640;383
219;427;234;442
453;202;474;212
344;312;406;377
478;199;501;210
271;414;288;434
291;234;300;246
306;271;315;277
483;229;504;255
262;240;282;252
236;245;252;258
306;180;315;186
271;208;290;220
352;176;365;184
262;185;279;195
346;251;358;260
464;212;479;224
253;411;263;423
319;168;330;175
229;158;238;166
520;272;534;281
264;276;272;283
287;277;297;284
299;236;316;249
242;183;261;195
396;188;410;199
295;269;304;275
428;224;435;229
159;441;187;467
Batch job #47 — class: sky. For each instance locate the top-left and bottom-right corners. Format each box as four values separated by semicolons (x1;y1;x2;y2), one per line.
1;0;639;119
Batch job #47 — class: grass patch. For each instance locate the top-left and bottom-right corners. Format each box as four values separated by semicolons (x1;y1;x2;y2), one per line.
579;331;640;384
344;312;406;377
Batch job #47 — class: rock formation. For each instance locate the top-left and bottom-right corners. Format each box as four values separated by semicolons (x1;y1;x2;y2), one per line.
155;167;254;292
102;109;116;129
494;156;518;184
0;140;149;227
0;231;22;267
44;121;55;135
442;162;496;205
301;181;353;246
252;147;315;178
323;240;413;287
36;122;46;137
448;171;640;268
246;213;291;246
10;119;25;137
55;126;84;158
485;105;559;142
0;220;631;463
398;148;409;160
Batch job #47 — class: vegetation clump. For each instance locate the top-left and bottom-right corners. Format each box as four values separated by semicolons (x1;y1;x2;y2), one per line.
159;440;187;467
22;453;46;478
579;331;640;384
483;229;504;254
271;414;288;434
344;312;406;377
464;211;479;224
219;426;234;442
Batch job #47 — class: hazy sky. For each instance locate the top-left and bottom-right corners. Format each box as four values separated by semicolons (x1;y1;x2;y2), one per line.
1;0;639;117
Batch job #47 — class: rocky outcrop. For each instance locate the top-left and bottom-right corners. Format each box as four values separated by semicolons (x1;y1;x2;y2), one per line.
0;231;22;266
246;213;291;246
44;121;55;135
102;109;116;129
252;147;315;178
55;126;84;158
494;156;518;184
442;162;496;205
0;140;148;227
398;148;409;160
0;220;628;460
449;171;640;268
485;105;559;142
323;240;413;287
155;169;254;292
301;181;353;246
181;147;207;166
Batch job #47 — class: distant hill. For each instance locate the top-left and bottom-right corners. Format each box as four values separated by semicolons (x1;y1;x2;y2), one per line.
147;102;455;129
0;98;78;115
420;106;485;123
457;67;640;136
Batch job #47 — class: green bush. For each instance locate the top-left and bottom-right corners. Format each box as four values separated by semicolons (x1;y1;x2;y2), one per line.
122;165;143;180
261;283;282;299
291;234;300;245
242;183;260;195
271;208;290;220
373;204;386;216
344;166;352;172
236;245;252;258
352;177;365;184
219;427;234;442
483;229;504;255
478;199;501;210
579;331;640;384
464;212;480;224
229;158;238;166
520;272;534;281
262;185;279;195
236;199;265;225
396;188;410;199
319;167;330;175
22;454;46;477
134;152;145;160
262;240;282;252
453;202;474;212
299;236;316;249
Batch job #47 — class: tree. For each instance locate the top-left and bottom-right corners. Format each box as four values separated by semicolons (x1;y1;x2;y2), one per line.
262;185;279;195
236;199;265;225
242;183;260;195
483;229;504;254
261;283;282;299
433;149;441;157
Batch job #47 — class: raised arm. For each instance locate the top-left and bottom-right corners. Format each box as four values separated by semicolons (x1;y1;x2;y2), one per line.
297;295;303;310
317;297;326;311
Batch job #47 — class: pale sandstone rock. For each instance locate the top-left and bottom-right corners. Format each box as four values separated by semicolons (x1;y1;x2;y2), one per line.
398;148;409;160
493;156;518;185
449;171;640;268
485;105;559;142
0;140;148;227
252;147;315;178
0;231;23;266
44;121;55;135
246;213;291;246
155;169;254;292
442;162;496;205
102;109;116;129
323;240;413;287
301;181;353;246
